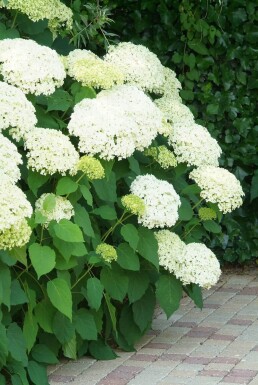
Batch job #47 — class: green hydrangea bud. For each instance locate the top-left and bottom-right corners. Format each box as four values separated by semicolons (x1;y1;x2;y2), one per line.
121;194;145;216
77;156;105;180
96;243;117;263
198;207;217;221
144;145;177;169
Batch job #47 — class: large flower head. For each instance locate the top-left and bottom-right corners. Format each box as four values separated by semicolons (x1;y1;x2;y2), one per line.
0;0;73;31
68;85;163;160
66;49;124;89
155;97;194;125
35;194;74;227
0;81;37;141
0;39;66;95
0;219;32;250
159;67;182;98
0;134;22;183
189;166;244;213
0;174;33;232
169;123;222;167
130;174;181;229
24;128;79;175
155;230;186;271
104;42;165;93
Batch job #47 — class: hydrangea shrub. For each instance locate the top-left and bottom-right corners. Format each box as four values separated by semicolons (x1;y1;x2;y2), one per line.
0;28;244;385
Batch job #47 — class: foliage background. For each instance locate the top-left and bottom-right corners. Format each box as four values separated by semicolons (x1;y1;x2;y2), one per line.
106;0;258;264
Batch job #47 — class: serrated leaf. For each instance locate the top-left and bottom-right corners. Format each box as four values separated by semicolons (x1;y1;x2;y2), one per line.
47;278;72;320
117;243;140;271
137;227;159;269
29;243;56;279
53;219;84;243
156;275;182;318
120;224;139;250
56;177;78;195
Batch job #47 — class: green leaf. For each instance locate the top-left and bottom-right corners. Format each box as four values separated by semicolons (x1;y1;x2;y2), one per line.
92;205;117;220
29;243;56;279
92;172;117;202
10;280;28;306
42;194;56;211
74;203;95;238
52;313;74;344
100;266;128;302
53;219;84;243
104;293;117;335
7;323;28;366
71;83;96;104
117;243;140;271
127;271;150;303
188;40;209;55
203;220;221;233
119;305;142;346
250;175;258;201
178;197;194;221
85;278;104;311
23;311;38;353
184;284;203;309
27;171;49;196
156;275;182;318
47;89;73;112
0;374;6;385
0;263;11;309
9;246;27;267
128;156;141;175
56;177;78;195
89;340;117;360
80;185;93;206
28;361;48;385
207;104;219;115
137;227;159;269
31;344;59;364
34;299;55;333
120;224;139;250
47;278;72;320
74;309;98;340
63;334;77;360
0;324;8;367
132;288;155;332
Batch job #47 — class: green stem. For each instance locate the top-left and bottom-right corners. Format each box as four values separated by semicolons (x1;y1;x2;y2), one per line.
183;221;200;239
11;11;18;29
71;265;92;289
101;212;133;242
40;226;44;244
192;198;204;211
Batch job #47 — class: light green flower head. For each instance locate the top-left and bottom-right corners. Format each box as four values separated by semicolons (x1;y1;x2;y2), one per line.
198;207;217;221
144;145;177;169
0;219;32;250
121;194;145;216
96;243;117;263
77;156;105;180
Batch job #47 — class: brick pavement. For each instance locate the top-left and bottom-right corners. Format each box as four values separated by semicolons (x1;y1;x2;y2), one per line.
49;269;258;385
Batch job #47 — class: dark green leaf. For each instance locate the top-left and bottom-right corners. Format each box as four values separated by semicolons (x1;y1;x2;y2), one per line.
29;243;56;278
120;224;139;250
100;266;128;302
56;177;78;195
47;278;72;320
156;275;182;318
117;243;140;271
85;278;104;311
53;219;84;243
89;340;117;360
74;309;98;340
137;227;159;269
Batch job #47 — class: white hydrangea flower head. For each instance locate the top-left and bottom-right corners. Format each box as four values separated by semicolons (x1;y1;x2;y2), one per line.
155;97;194;125
0;219;32;250
66;49;124;89
130;174;181;229
0;0;73;31
24;127;79;176
169;123;222;167
0;173;33;232
160;67;182;97
0;134;22;183
155;230;186;271
177;243;221;289
189;166;244;213
35;194;74;227
0;81;37;141
104;42;165;93
68;85;163;160
0;39;66;95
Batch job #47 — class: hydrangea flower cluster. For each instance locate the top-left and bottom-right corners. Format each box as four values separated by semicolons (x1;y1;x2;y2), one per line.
160;67;182;98
121;195;145;216
155;97;194;125
35;194;74;227
169;123;222;167
0;81;37;141
0;39;66;95
144;146;177;169
0;219;32;250
76;156;105;180
130;174;181;228
104;42;165;93
24;128;79;175
0;0;73;31
190;166;244;213
198;207;217;221
0;134;22;183
155;230;221;289
96;243;118;263
68;85;163;160
66;49;124;89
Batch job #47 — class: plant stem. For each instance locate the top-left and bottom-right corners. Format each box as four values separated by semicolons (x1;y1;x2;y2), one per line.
101;212;133;242
11;11;18;29
71;265;92;289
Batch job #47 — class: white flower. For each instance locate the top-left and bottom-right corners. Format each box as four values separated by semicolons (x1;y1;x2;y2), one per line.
104;42;165;93
0;39;66;95
35;193;74;226
155;230;221;289
0;219;32;250
68;85;163;160
0;134;22;183
130;174;181;229
0;0;73;31
155;97;194;125
24;127;79;176
189;166;244;213
169;123;222;167
65;49;124;89
0;174;33;231
0;81;37;141
159;67;182;97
